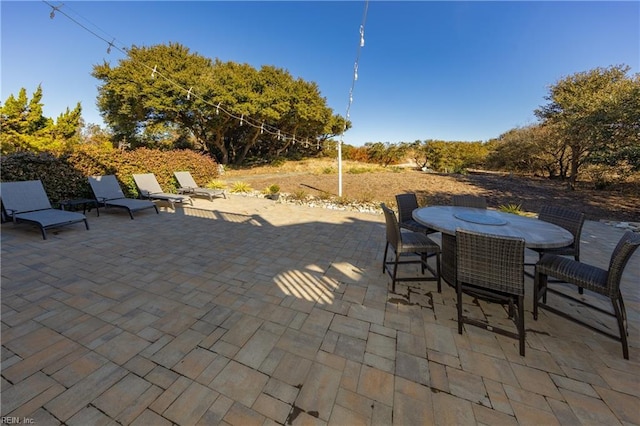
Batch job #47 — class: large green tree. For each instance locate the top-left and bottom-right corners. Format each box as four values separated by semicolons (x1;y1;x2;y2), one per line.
535;65;640;188
93;42;347;164
0;86;83;155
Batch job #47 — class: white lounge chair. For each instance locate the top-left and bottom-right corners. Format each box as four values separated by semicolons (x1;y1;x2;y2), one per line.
0;180;88;239
88;175;158;219
132;173;193;208
174;171;226;201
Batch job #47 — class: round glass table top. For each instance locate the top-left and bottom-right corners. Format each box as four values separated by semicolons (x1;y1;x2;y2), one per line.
454;212;508;226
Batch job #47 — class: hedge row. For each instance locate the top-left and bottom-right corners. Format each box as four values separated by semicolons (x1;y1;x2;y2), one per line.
0;146;220;204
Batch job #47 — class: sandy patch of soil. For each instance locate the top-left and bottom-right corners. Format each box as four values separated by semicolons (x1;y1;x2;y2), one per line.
223;168;639;222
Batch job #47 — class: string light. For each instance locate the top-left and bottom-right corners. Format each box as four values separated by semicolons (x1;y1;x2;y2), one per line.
41;0;345;151
49;3;63;19
338;0;369;197
106;38;115;54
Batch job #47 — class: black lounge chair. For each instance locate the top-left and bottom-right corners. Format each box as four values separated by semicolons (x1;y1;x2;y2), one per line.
174;171;226;201
88;175;158;219
0;180;88;239
133;173;192;209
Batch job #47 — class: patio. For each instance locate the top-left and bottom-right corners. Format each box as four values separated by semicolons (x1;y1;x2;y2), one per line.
1;195;638;425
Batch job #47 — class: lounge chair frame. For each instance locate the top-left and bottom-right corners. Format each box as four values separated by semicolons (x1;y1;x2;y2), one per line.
174;171;226;201
88;175;159;219
1;180;89;239
133;173;193;209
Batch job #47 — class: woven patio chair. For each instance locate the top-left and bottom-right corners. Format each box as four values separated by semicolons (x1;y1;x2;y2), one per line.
455;229;526;356
381;203;441;293
452;195;487;209
534;231;640;359
395;193;437;235
0;180;89;239
133;173;193;209
89;175;159;219
174;171;226;201
526;205;586;290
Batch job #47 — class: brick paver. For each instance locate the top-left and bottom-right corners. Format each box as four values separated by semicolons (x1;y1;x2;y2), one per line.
1;195;638;424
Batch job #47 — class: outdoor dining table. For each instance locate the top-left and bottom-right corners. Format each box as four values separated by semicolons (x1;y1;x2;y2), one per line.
412;206;574;286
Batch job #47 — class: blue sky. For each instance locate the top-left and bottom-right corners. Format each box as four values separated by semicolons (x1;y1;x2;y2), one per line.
2;1;639;146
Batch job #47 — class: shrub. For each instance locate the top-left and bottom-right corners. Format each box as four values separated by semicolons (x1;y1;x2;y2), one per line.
230;181;253;193
1;147;220;200
498;203;524;215
0;152;91;204
262;184;280;195
206;180;227;190
289;189;308;201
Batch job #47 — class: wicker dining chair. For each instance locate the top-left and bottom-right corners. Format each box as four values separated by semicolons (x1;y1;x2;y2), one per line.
533;205;585;261
381;203;441;293
455;229;526;356
534;231;640;360
395;193;437;235
452;195;487;209
527;205;586;290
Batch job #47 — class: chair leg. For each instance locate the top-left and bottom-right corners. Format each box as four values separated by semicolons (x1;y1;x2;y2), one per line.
436;253;441;293
533;272;547;321
618;290;628;336
456;281;463;335
392;253;400;293
382;242;389;273
518;295;525;356
612;296;629;360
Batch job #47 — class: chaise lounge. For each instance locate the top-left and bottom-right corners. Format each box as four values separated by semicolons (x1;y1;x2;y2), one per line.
88;175;159;219
133;173;193;208
0;180;89;239
174;171;226;201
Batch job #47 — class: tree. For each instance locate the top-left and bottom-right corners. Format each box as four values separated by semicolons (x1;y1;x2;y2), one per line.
365;142;408;167
535;65;640;188
485;125;563;177
0;85;82;154
93;43;348;164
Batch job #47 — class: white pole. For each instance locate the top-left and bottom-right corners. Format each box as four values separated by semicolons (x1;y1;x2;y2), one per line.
339;0;368;198
338;141;343;197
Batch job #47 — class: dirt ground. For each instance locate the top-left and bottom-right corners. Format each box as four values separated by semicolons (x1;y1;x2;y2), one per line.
223;166;640;223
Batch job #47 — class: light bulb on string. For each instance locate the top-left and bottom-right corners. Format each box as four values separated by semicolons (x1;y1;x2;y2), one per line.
360;25;365;47
106;38;115;54
42;0;344;159
354;63;359;81
49;3;63;19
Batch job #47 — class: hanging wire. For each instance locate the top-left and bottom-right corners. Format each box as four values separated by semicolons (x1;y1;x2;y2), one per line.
41;0;348;148
338;0;369;196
